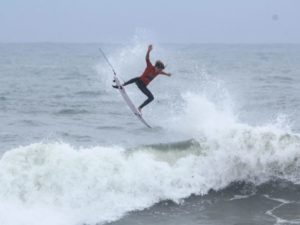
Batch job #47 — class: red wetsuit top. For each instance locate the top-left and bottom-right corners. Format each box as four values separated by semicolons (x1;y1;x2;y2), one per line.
139;59;160;86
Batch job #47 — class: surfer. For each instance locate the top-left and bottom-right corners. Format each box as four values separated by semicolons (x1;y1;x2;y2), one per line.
113;44;171;113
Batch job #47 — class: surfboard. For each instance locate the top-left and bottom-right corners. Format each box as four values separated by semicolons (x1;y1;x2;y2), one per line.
98;48;151;128
113;75;152;128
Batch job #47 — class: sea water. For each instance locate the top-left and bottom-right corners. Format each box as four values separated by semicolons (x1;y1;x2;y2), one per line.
0;42;300;225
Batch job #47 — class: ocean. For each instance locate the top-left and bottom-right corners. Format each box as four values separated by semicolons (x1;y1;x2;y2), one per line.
0;42;300;225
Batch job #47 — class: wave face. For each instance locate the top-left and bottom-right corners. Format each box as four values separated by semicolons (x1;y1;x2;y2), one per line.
1;120;300;225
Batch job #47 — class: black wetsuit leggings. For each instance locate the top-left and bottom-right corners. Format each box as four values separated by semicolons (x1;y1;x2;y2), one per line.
123;77;154;109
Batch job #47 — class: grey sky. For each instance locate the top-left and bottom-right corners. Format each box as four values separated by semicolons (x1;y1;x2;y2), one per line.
0;0;299;43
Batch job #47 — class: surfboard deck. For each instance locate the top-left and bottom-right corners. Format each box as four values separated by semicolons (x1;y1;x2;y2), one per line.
113;75;152;128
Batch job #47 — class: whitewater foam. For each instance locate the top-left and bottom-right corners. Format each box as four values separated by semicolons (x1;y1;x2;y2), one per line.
1;115;300;225
1;84;300;225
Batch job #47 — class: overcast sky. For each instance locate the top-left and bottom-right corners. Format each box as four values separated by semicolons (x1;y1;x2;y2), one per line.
0;0;299;43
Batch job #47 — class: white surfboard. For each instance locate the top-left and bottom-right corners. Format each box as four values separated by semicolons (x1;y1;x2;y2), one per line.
98;48;151;128
113;75;152;128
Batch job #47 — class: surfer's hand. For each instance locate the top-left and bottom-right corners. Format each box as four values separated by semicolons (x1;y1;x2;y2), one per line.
148;45;153;51
160;71;172;77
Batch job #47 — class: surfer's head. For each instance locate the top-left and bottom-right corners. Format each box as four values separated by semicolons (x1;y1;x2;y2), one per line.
155;60;165;70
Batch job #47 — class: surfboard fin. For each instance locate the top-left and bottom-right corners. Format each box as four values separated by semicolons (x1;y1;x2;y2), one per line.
112;85;123;90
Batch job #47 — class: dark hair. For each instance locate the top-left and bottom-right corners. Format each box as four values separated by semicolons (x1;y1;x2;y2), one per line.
155;60;165;70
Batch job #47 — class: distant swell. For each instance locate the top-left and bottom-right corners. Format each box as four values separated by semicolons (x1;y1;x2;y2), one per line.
55;108;90;115
75;90;104;97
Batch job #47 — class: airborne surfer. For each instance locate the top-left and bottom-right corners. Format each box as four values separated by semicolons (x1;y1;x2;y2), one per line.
113;44;172;113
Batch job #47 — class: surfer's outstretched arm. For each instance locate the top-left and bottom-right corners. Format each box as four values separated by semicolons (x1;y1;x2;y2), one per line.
160;71;172;77
146;45;153;65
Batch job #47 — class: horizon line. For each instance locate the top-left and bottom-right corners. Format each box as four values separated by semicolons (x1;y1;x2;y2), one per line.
1;41;300;45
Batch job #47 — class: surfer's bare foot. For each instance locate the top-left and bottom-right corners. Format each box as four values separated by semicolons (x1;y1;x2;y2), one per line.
138;107;142;114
